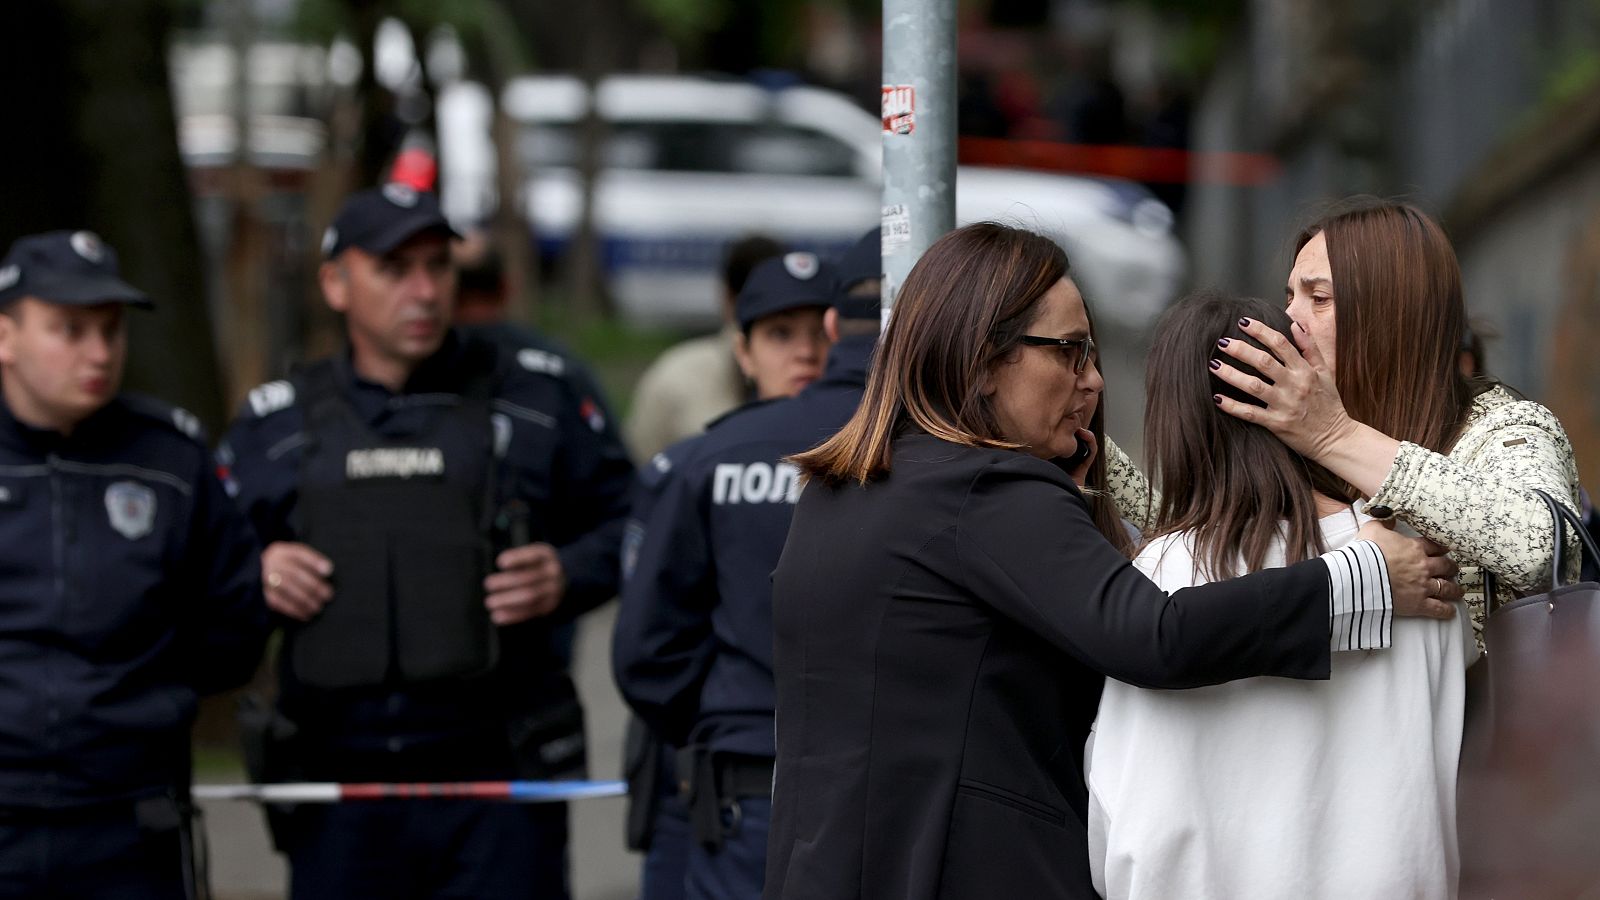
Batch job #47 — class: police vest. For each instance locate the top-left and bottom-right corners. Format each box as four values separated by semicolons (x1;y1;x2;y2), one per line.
285;353;500;690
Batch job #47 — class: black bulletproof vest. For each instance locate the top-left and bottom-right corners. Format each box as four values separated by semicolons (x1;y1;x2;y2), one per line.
286;355;499;690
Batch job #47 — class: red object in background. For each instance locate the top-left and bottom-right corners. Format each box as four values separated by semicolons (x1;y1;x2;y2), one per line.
390;148;438;192
958;136;1282;186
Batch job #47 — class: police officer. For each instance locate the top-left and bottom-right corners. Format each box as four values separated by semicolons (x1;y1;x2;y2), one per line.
616;250;834;900
219;184;634;900
625;235;785;461
0;230;268;899
613;236;881;899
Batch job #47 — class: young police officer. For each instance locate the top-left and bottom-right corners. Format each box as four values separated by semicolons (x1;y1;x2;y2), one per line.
219;185;633;900
613;235;881;900
0;231;268;899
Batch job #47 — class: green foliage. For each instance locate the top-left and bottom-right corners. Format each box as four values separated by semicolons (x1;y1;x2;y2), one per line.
291;0;500;44
1115;0;1247;80
635;0;731;41
1544;49;1600;109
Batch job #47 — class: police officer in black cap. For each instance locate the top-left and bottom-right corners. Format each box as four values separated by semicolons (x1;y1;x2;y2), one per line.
218;184;633;900
0;231;268;899
613;237;881;900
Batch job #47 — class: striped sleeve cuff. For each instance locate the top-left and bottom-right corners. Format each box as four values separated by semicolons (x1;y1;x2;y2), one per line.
1321;540;1392;652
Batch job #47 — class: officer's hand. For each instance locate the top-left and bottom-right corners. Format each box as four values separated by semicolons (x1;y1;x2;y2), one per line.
484;543;567;625
262;542;335;621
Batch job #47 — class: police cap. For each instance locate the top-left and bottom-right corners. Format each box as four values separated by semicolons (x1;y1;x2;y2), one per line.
832;228;882;321
0;231;152;309
736;252;836;330
321;183;461;259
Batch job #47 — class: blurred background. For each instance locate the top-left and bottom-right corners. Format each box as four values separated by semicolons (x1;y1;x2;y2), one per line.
4;0;1600;896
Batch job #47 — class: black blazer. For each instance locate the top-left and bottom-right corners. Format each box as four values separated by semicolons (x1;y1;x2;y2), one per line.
764;434;1337;899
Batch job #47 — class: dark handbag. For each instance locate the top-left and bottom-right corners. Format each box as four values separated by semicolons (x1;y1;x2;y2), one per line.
1459;489;1600;898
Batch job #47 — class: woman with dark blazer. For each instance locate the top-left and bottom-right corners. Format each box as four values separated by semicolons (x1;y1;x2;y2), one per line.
762;223;1463;900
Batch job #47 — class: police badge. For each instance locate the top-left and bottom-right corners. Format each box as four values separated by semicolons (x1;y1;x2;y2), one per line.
105;481;157;540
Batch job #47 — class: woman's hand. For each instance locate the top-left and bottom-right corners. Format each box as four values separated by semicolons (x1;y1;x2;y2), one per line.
1066;427;1098;488
1358;520;1462;619
1211;318;1401;497
1211;319;1356;459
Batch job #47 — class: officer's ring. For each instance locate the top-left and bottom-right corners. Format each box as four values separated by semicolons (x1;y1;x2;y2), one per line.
266;571;283;590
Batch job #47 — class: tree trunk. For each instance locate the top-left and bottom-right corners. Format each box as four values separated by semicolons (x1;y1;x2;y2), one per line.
0;0;226;430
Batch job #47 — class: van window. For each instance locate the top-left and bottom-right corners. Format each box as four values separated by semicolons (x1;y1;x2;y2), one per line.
518;120;858;177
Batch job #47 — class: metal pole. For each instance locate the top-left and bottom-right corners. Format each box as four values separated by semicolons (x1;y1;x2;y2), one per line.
881;0;958;321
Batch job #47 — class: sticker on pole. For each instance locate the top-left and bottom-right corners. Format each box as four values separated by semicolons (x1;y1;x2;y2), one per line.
882;205;912;253
882;85;916;135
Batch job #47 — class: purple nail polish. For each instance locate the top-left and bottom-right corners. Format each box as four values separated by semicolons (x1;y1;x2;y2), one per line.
1213;394;1223;405
1216;337;1230;348
1239;317;1251;327
1209;358;1221;371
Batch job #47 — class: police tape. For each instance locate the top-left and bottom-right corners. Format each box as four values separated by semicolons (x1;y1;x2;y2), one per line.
193;780;627;804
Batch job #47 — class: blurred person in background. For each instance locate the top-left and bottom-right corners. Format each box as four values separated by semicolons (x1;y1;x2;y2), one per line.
219;184;633;900
625;235;784;461
0;231;267;899
1088;292;1474;899
614;243;873;900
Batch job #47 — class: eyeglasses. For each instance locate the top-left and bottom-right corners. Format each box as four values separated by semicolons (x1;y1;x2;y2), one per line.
1018;335;1097;373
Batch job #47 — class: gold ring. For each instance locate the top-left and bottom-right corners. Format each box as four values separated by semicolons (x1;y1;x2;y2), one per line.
267;571;282;589
1433;577;1444;596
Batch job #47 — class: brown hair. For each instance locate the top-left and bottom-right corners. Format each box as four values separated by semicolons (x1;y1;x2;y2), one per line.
1144;291;1341;580
1297;198;1473;464
793;222;1131;553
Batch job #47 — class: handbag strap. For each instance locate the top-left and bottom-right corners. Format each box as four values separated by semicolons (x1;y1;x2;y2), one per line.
1536;487;1600;583
1483;489;1600;621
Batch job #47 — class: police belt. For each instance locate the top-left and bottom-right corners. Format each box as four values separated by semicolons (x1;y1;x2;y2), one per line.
682;748;772;850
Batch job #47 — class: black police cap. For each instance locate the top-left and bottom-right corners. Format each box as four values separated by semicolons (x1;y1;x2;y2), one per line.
321;183;461;259
736;253;837;330
832;228;882;321
0;231;152;309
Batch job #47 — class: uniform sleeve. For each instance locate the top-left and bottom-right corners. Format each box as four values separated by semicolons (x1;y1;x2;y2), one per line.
217;406;304;546
180;448;271;695
954;455;1335;689
611;459;717;747
1102;436;1155;531
1365;403;1580;592
546;376;636;620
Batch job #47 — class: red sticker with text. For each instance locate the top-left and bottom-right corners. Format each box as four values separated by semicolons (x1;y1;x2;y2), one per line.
882;85;915;135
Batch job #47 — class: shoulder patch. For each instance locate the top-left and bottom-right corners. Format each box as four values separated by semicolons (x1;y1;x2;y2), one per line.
517;348;567;377
170;407;203;439
119;394;208;444
248;380;296;418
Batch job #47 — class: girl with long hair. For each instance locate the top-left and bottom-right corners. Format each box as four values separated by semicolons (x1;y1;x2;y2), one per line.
1087;291;1474;899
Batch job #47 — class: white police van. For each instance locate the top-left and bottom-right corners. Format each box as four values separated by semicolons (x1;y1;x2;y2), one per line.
438;74;1186;330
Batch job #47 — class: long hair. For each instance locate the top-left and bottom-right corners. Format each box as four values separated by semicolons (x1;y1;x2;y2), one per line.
1298;198;1473;464
793;222;1130;553
1144;291;1342;580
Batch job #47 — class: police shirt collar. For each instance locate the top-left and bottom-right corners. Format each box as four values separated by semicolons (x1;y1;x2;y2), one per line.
814;332;876;390
335;328;467;397
0;390;124;452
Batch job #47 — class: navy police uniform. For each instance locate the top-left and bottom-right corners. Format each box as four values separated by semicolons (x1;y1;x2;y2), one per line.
0;232;268;899
219;188;634;900
614;242;879;900
618;437;702;900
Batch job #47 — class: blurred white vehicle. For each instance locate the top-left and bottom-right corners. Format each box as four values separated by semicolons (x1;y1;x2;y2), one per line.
439;75;1185;330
